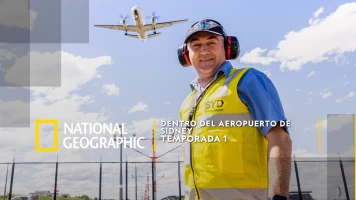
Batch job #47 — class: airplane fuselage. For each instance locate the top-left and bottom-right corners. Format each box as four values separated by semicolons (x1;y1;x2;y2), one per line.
94;6;188;41
131;6;147;40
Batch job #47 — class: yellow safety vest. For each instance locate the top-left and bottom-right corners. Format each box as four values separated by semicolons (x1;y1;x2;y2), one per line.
180;68;268;194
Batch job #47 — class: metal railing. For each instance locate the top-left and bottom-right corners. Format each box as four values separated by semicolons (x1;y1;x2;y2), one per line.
0;158;354;200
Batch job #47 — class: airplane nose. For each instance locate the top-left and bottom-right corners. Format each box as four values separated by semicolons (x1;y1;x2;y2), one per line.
131;5;139;11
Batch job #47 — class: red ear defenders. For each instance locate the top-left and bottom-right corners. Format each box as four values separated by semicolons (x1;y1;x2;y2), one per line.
177;36;240;67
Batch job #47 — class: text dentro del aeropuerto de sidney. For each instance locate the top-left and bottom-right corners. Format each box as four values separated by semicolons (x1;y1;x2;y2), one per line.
160;120;291;143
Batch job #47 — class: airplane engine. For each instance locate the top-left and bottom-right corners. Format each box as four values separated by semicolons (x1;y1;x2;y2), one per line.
147;11;159;34
122;20;128;35
151;18;156;33
119;14;129;35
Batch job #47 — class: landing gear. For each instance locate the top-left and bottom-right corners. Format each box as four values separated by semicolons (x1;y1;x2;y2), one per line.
125;30;127;35
153;28;156;34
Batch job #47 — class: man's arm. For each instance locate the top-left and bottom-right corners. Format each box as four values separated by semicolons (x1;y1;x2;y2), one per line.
237;68;292;199
266;124;292;198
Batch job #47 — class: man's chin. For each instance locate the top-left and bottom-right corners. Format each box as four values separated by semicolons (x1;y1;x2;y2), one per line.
198;65;215;73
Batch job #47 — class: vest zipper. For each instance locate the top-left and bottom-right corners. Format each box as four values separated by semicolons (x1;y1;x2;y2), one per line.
189;73;224;200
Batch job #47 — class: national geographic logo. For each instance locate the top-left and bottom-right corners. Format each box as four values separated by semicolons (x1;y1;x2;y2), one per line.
35;120;58;152
35;119;145;152
205;100;224;112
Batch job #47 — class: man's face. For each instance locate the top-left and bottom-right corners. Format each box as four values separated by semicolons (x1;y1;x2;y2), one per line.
187;31;226;77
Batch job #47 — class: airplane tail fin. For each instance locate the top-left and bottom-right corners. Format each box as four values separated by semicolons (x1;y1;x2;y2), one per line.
125;34;139;39
147;32;161;39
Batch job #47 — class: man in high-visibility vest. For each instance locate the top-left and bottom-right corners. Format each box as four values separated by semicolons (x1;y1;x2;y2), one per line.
177;19;292;200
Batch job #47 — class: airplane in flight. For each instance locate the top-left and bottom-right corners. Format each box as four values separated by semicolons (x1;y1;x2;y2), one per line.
94;6;188;41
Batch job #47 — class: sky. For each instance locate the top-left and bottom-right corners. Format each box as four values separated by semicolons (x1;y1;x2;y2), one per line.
0;0;356;199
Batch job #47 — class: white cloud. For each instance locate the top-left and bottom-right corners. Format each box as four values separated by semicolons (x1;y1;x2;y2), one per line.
306;91;313;104
0;0;37;30
263;69;272;77
4;51;112;101
306;71;315;79
124;117;170;136
296;89;300;92
240;3;356;71
320;87;329;93
321;92;332;99
306;98;312;104
303;114;353;133
125;118;157;136
0;100;30;127
319;87;332;99
128;102;148;113
303;119;325;133
309;7;324;24
336;91;355;102
326;115;354;132
343;81;349;86
293;149;326;158
0;51;112;158
0;49;16;61
102;84;119;96
239;47;277;65
164;101;171;104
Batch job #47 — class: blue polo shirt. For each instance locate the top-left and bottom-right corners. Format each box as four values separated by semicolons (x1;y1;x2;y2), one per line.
190;61;289;137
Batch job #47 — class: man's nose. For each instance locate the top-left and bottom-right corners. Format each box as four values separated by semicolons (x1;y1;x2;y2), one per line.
199;45;210;55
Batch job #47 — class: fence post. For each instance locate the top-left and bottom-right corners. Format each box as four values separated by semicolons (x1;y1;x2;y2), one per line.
126;157;128;200
3;164;8;200
135;163;137;200
178;161;181;199
119;125;123;200
54;157;58;200
8;158;15;200
151;161;154;200
99;156;102;200
339;156;350;200
293;155;303;200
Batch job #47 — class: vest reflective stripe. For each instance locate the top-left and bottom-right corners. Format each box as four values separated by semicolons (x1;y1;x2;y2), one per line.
180;67;269;192
222;68;242;85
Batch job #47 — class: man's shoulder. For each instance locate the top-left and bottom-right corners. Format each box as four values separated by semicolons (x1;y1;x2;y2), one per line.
234;67;273;87
237;67;268;77
232;67;287;136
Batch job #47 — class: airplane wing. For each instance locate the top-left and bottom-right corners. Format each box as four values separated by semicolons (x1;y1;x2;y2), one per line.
143;19;188;31
94;25;138;32
126;34;139;39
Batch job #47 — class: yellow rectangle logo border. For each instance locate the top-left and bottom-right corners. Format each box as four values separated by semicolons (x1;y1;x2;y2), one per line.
35;119;58;152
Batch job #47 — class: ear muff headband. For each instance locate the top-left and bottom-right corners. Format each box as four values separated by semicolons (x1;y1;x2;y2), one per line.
178;35;240;67
226;36;231;59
